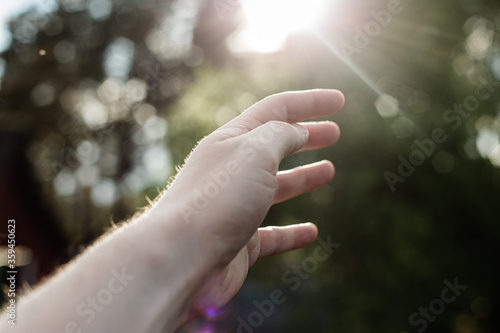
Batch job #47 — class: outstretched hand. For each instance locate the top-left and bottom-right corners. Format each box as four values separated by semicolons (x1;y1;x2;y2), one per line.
160;89;345;324
0;90;345;333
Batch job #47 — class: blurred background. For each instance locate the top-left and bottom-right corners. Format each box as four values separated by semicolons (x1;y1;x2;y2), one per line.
1;0;499;332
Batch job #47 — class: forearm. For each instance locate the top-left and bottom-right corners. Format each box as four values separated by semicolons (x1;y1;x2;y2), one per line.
1;200;210;333
0;89;344;332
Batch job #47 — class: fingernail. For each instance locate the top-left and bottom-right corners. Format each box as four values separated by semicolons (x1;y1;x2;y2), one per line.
294;124;309;137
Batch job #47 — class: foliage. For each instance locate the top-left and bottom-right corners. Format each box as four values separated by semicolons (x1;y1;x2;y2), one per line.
1;0;500;332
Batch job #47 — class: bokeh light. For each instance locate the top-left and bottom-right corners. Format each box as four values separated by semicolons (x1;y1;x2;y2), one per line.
2;1;500;332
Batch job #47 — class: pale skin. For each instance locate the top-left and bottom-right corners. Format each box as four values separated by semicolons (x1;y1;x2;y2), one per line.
0;89;345;332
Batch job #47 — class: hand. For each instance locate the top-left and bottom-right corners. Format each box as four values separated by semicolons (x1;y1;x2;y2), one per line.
161;89;345;324
0;90;344;333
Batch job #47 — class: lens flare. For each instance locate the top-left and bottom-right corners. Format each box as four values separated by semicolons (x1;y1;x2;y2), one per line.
310;28;383;97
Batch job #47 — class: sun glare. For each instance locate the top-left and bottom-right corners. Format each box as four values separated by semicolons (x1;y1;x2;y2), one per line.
231;0;327;54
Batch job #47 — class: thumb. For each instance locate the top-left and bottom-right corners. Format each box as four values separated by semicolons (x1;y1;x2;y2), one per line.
244;121;309;166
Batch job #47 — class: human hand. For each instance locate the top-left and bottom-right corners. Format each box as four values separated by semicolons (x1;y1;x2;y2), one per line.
159;89;345;325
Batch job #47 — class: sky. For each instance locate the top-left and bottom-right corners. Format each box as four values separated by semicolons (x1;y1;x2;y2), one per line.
0;0;57;52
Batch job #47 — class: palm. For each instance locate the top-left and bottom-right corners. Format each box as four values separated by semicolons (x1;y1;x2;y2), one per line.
170;90;345;324
195;231;261;314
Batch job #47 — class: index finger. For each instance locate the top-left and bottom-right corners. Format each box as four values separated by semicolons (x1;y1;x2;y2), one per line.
221;89;345;134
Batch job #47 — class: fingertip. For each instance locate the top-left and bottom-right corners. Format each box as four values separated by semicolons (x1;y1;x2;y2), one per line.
314;160;335;183
297;222;319;246
330;89;345;112
301;159;335;184
306;222;319;240
315;121;341;145
308;89;345;116
331;122;341;144
325;160;335;180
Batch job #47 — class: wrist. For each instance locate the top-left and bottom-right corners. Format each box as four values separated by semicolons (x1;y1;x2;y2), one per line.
113;202;213;330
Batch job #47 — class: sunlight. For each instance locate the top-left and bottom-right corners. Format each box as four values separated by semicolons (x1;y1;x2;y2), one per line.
310;29;383;97
232;0;327;53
